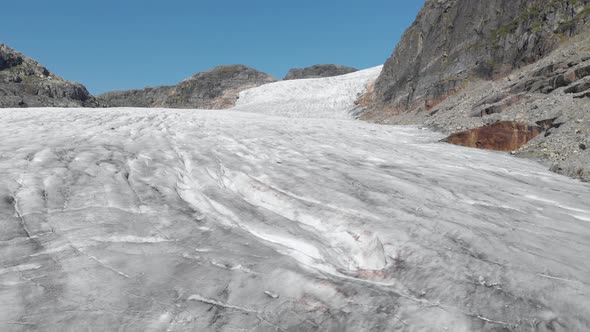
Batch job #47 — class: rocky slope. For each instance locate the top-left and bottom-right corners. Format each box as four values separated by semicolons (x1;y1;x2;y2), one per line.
369;0;589;114
96;86;173;108
283;64;358;80
98;65;276;109
360;0;590;182
0;43;97;107
363;34;590;181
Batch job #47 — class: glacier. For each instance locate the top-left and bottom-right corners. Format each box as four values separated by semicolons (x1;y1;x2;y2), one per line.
0;67;589;331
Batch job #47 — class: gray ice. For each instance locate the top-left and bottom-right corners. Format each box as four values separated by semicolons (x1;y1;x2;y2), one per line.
0;67;589;331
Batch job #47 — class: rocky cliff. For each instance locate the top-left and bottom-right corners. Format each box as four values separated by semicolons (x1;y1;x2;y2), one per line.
370;0;590;114
283;64;358;80
0;43;97;108
98;65;276;109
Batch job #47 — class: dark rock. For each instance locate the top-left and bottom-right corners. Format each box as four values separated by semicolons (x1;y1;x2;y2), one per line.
532;73;576;94
568;60;580;67
550;74;573;90
444;121;543;151
283;64;358;80
98;86;174;108
529;80;550;93
510;78;543;94
0;43;97;108
473;93;509;108
535;118;559;131
472;104;505;117
580;143;587;150
568;56;590;67
371;0;590;114
532;64;556;77
98;65;276;109
511;68;579;95
564;81;590;94
471;94;525;117
574;64;590;80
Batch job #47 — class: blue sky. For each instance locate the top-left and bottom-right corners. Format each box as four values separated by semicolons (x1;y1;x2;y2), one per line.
1;0;425;94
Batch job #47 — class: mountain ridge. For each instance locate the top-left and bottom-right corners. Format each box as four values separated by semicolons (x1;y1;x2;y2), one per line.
283;64;358;80
0;43;97;107
97;64;276;109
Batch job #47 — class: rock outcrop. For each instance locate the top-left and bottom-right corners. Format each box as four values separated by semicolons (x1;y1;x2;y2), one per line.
98;65;276;109
0;43;97;107
96;86;173;108
370;0;590;114
283;64;358;80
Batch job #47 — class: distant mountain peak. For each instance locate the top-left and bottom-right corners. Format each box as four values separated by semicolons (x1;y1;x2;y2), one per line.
283;64;358;80
98;65;276;109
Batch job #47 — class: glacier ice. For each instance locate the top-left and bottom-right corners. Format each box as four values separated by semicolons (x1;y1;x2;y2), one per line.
0;67;589;331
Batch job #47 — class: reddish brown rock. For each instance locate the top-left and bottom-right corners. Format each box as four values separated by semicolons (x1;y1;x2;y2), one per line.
445;121;543;151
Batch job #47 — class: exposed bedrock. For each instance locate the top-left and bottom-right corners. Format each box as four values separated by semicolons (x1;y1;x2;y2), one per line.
283;64;358;80
97;65;276;109
0;43;97;108
370;0;590;114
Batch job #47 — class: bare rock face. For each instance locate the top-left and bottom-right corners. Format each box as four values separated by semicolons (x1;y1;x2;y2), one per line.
98;65;276;109
371;0;590;114
0;43;97;108
95;86;173;108
283;64;358;80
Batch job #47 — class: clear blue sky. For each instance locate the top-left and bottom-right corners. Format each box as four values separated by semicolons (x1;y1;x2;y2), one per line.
1;0;425;94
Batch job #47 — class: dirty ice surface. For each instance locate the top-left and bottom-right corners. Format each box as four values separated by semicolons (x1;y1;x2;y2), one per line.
1;68;590;331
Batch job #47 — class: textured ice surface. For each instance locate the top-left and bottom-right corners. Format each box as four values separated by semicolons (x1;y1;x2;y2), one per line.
1;67;590;331
233;66;382;119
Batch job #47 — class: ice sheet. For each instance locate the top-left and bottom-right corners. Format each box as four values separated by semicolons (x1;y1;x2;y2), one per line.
0;67;589;330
